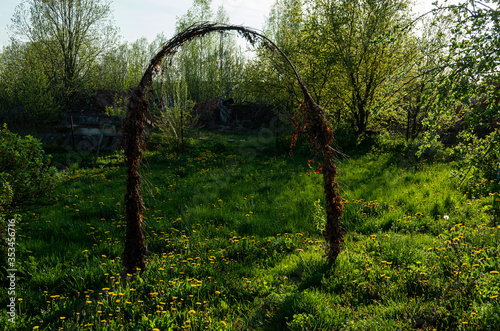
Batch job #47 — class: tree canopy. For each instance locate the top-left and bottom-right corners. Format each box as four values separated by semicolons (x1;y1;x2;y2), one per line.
12;0;117;93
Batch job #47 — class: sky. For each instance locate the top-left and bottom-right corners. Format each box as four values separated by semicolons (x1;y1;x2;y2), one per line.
0;0;438;49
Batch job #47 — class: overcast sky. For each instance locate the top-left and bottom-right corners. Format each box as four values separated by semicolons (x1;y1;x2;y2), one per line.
0;0;438;49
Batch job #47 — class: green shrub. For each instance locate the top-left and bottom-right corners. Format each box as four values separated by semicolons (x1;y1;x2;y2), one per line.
373;132;449;163
0;124;56;211
0;175;13;216
155;101;196;153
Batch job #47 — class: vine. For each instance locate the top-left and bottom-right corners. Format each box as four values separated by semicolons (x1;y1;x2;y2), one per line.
292;99;344;262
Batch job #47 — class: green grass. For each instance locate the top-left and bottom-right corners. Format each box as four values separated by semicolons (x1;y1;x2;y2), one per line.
1;131;500;330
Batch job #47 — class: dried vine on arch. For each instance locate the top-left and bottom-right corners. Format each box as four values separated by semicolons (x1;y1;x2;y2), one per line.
122;22;344;273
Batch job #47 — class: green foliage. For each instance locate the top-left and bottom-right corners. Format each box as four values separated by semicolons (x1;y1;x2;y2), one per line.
104;95;127;117
0;175;14;216
422;1;500;181
374;132;448;162
0;124;56;211
153;81;196;153
6;0;118;110
450;129;500;182
170;0;246;103
287;313;317;330
242;0;304;110
312;199;326;234
0;41;60;121
155;103;196;153
90;35;165;92
1;133;500;330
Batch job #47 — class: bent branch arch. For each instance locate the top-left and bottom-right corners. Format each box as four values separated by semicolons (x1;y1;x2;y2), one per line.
122;22;344;273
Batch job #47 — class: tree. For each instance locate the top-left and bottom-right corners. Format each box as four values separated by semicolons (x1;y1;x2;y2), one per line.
422;0;500;180
90;35;164;92
9;0;118;107
397;12;454;142
243;0;305;110
0;40;60;119
172;0;245;102
369;11;454;142
304;0;416;133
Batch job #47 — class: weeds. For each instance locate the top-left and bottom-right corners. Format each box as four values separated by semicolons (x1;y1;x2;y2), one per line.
1;132;499;330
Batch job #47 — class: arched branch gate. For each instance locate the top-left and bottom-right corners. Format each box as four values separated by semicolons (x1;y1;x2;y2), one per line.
122;22;344;273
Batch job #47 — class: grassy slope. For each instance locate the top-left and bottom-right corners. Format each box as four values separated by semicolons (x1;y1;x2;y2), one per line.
1;132;499;330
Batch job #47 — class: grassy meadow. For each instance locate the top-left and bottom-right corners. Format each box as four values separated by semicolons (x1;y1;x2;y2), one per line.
1;131;500;330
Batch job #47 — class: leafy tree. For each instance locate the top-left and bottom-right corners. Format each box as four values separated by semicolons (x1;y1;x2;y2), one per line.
90;35;164;92
372;12;453;142
247;0;418;136
304;0;416;133
172;0;245;102
9;0;118;108
243;0;305;111
0;40;60;120
422;0;500;180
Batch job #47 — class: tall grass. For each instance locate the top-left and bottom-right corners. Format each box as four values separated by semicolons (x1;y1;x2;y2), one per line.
1;132;499;330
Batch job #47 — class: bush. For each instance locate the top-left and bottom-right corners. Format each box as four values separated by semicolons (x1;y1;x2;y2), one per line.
329;122;375;155
154;100;196;153
0;124;56;212
0;176;13;216
374;132;449;163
